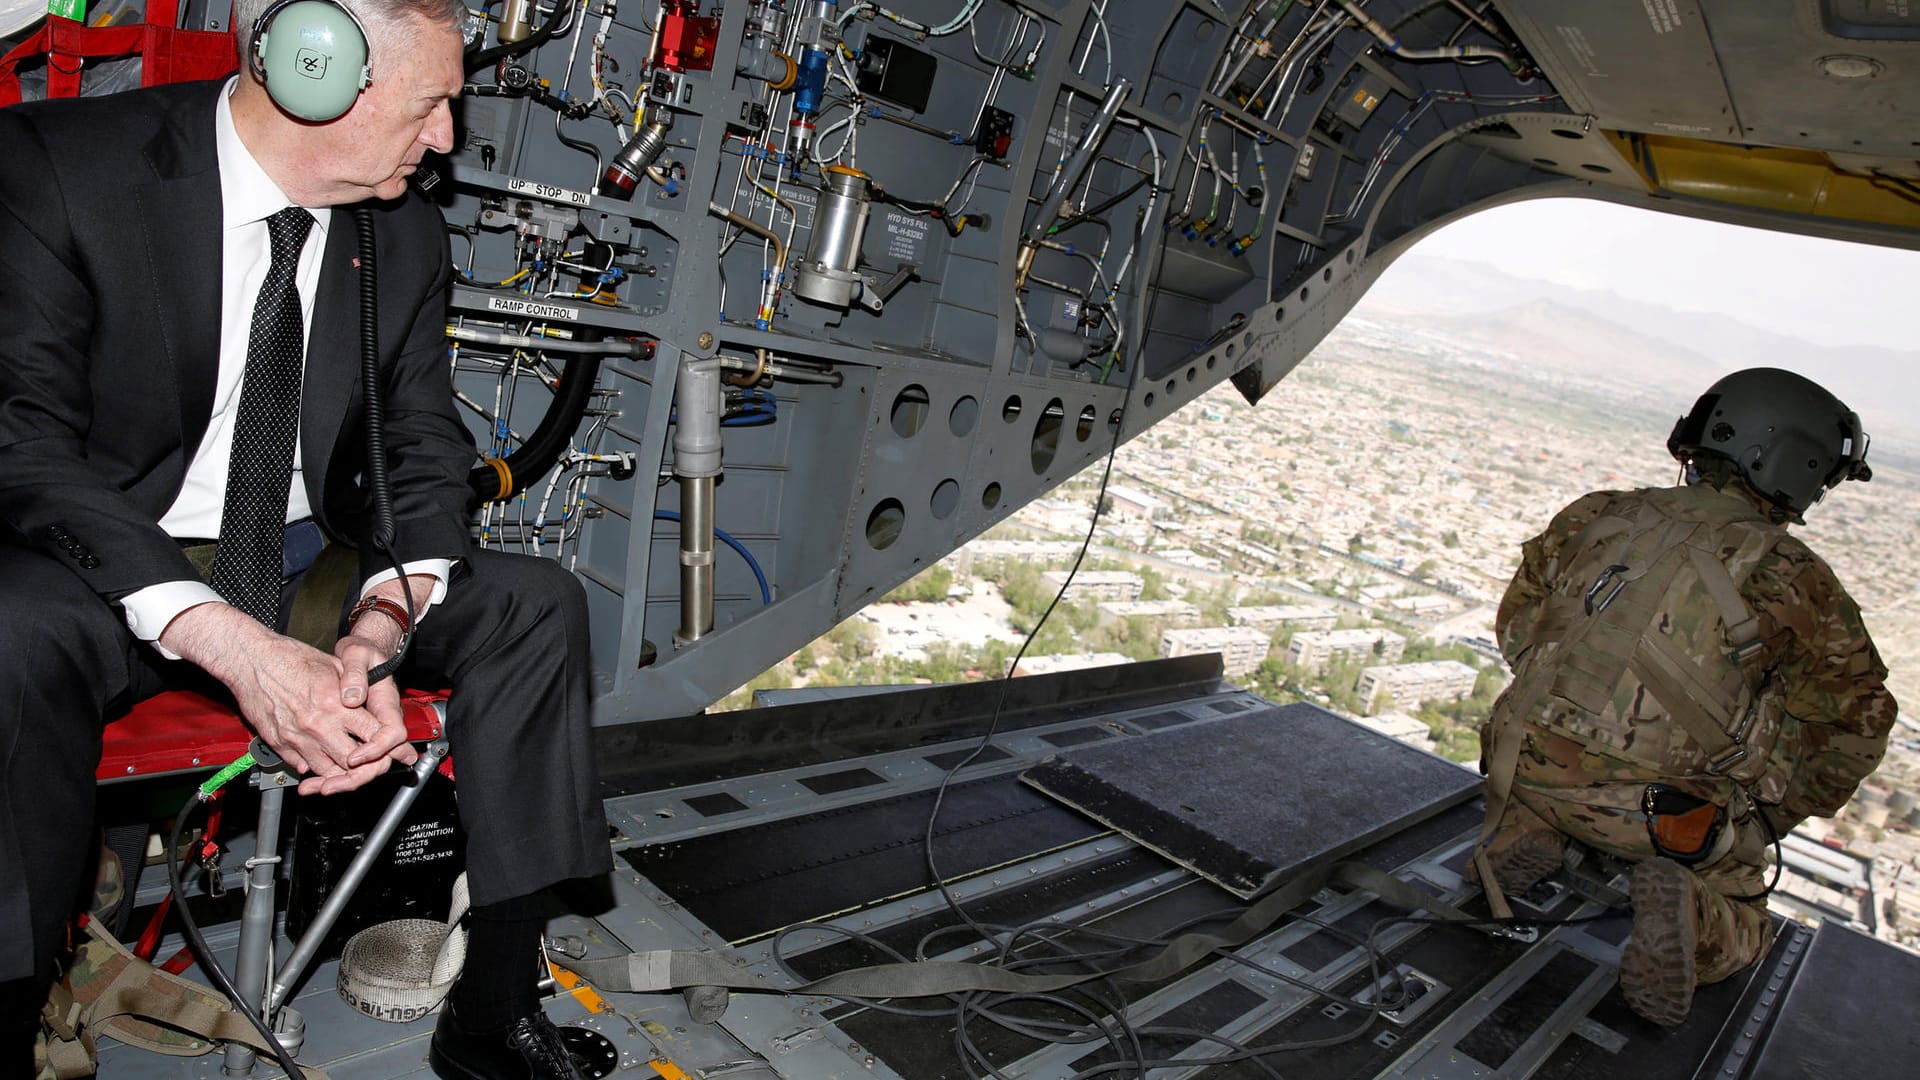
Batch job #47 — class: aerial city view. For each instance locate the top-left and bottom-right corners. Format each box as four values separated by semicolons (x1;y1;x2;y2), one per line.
729;250;1920;958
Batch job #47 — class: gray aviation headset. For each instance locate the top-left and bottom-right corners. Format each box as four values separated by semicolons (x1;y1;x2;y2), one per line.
248;0;372;122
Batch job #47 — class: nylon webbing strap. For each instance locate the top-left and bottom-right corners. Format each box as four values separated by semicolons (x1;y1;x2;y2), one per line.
1630;632;1740;758
1477;696;1527;850
1692;546;1759;649
1688;529;1782;681
554;862;1483;1000
90;986;316;1068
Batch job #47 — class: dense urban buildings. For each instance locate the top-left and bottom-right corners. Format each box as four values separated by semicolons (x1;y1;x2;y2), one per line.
1160;626;1272;678
1287;629;1408;673
1357;660;1481;714
747;312;1920;954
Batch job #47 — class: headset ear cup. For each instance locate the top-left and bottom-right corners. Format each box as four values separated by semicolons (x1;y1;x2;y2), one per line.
255;0;372;123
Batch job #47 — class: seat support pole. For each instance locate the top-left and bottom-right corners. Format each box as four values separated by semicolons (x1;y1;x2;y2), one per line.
217;728;453;1076
224;744;296;1077
267;737;452;1015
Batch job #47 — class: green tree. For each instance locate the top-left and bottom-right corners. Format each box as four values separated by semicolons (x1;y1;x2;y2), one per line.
713;661;798;712
883;565;954;603
823;616;880;661
1198;582;1236;624
999;561;1054;621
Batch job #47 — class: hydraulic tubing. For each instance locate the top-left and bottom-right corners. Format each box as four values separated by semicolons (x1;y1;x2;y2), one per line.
466;329;622;506
1332;0;1519;71
446;326;652;355
1025;79;1132;245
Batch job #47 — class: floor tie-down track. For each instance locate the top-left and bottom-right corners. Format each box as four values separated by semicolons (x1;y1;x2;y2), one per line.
102;656;1917;1078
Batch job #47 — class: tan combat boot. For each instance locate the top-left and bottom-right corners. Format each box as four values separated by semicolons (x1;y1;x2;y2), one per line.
1619;856;1698;1026
1476;821;1568;897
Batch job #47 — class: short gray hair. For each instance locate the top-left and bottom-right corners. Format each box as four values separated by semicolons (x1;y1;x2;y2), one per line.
236;0;466;57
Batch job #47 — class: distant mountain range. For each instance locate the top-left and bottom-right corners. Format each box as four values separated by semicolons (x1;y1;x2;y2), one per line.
1356;255;1920;449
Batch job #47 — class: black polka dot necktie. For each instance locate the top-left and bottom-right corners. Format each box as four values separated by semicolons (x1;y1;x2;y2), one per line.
210;206;313;627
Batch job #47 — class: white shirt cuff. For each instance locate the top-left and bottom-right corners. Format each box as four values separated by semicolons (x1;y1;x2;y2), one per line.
360;559;454;622
122;581;228;661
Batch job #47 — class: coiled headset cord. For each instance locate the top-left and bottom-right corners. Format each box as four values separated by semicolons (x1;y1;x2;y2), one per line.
354;205;417;684
165;207;421;1078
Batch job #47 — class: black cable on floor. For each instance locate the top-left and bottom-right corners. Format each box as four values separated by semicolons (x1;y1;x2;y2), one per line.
167;797;307;1079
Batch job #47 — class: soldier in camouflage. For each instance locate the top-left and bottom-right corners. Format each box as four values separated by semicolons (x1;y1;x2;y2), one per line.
1475;368;1897;1027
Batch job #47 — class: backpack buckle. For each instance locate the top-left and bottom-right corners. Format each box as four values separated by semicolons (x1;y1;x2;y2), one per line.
1584;564;1632;615
1706;742;1749;776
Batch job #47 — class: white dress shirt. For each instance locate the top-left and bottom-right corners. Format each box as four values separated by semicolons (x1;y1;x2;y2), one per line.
121;79;450;652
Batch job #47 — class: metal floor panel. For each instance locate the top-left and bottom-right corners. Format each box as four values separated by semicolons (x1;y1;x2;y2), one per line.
1022;703;1482;897
621;772;1106;942
827;812;1497;1079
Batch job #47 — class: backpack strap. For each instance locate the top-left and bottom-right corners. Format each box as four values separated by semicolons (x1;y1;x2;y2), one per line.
1477;504;1700;906
41;919;331;1078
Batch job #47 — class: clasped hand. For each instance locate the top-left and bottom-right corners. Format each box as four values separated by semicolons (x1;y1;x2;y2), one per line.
163;604;419;795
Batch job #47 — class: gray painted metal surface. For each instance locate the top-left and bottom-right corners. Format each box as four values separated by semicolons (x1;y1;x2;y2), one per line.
188;0;1601;724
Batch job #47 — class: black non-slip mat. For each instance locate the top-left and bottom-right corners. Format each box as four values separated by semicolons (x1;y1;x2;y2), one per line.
623;773;1103;941
1022;703;1481;897
1747;921;1920;1080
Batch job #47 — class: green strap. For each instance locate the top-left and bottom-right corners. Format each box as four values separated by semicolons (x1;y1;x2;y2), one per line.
555;862;1489;1000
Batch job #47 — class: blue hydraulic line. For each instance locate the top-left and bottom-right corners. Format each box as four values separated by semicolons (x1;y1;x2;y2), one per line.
654;510;773;604
670;387;779;427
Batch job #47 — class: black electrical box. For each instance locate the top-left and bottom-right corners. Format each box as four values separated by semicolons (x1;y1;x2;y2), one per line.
286;768;465;962
975;106;1015;159
856;36;938;113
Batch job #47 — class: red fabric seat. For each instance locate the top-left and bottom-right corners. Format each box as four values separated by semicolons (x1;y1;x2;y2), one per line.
97;688;449;781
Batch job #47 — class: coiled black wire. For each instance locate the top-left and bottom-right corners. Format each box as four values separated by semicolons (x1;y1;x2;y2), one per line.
352;207;416;686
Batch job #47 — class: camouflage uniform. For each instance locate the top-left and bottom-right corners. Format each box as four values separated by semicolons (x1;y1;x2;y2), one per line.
1481;481;1897;984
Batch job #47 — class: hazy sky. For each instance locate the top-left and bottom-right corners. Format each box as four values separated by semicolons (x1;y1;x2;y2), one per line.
1410;198;1919;354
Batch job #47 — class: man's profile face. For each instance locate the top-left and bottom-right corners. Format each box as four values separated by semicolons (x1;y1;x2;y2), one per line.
313;14;464;203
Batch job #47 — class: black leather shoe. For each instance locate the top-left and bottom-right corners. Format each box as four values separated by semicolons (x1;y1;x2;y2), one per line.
429;1001;585;1080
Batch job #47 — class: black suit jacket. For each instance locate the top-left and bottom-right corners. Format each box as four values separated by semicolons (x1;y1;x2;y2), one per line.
0;80;476;602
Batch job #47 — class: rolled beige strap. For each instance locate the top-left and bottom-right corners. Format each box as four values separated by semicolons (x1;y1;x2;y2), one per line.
336;873;470;1024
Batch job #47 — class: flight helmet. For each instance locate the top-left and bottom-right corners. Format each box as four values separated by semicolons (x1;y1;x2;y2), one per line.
1668;367;1872;516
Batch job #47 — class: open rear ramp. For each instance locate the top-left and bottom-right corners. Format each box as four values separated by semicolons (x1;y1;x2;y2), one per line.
92;657;1920;1078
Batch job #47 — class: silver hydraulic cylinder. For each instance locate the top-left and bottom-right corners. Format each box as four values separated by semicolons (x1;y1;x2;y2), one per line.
498;0;533;44
793;166;872;309
674;356;723;643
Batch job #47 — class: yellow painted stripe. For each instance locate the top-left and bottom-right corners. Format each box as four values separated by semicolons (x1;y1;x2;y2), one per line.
649;1060;691;1080
547;961;612;1016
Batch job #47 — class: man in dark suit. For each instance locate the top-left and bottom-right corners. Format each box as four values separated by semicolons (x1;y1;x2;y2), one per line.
0;3;608;1076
